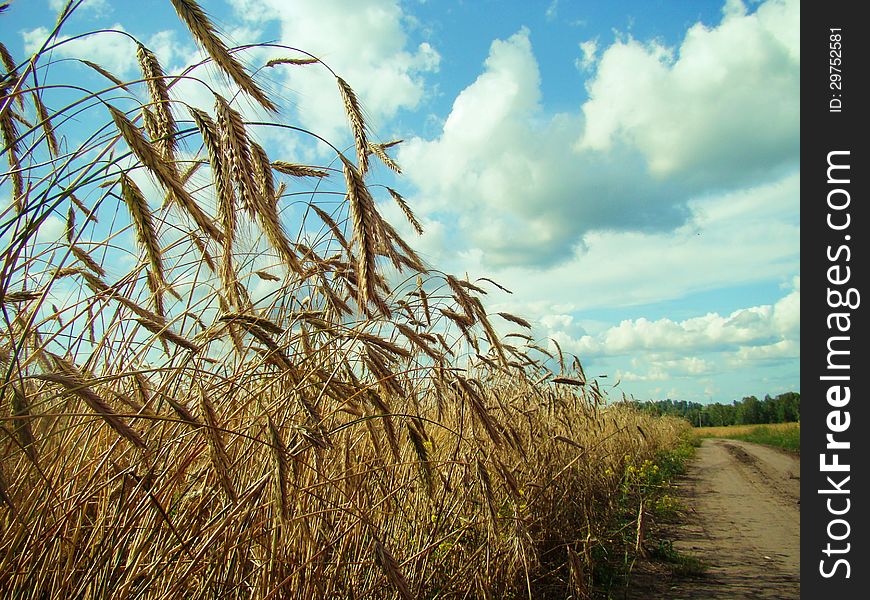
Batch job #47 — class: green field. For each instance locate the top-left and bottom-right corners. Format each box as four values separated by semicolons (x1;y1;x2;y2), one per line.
693;422;800;453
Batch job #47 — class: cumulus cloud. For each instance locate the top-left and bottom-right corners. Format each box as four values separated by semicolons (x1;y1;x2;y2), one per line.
230;0;440;141
401;28;689;267
559;277;799;359
580;0;799;181
427;170;799;327
580;0;800;182
398;0;799;268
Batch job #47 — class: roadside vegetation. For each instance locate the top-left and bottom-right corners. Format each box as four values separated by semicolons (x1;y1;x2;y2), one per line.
693;422;800;453
2;2;691;598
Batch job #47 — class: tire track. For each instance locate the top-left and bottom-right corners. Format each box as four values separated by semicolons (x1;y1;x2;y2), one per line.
661;439;800;599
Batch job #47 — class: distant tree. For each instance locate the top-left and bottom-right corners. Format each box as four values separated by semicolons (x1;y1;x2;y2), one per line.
631;392;798;427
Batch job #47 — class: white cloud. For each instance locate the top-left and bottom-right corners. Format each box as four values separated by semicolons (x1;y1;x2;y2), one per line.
49;0;110;17
560;277;799;359
22;25;182;78
419;170;799;324
732;339;799;363
617;357;711;382
399;0;799;268
230;0;440;141
579;0;799;179
576;39;598;70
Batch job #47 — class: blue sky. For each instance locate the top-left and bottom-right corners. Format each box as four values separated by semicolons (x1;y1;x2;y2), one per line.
4;0;800;404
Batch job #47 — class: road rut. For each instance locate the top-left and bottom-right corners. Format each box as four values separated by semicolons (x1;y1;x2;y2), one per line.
662;438;800;598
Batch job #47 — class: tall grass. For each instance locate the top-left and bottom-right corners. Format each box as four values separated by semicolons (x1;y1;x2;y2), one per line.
1;2;688;597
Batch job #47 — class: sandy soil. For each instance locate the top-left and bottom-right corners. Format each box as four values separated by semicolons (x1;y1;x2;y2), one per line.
657;438;801;599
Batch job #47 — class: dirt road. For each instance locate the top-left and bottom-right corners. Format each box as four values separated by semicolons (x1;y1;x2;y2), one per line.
661;438;800;598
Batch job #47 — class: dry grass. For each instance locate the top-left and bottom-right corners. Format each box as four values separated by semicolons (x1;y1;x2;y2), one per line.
692;422;798;439
693;422;800;452
1;3;690;598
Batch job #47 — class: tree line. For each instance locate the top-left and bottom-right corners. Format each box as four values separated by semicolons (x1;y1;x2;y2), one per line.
627;392;800;427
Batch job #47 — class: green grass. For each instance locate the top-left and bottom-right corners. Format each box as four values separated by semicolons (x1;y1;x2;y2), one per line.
649;539;707;577
694;422;800;453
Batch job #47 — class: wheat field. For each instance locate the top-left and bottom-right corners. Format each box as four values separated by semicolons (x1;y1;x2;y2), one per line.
1;2;689;597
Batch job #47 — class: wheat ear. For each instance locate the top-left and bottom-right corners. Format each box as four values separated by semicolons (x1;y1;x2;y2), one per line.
1;106;23;210
136;318;200;353
78;59;132;91
41;354;146;449
198;389;237;502
69;245;105;277
341;155;386;315
265;57;319;67
249;141;302;274
497;312;532;329
368;142;401;174
336;77;368;174
0;41;24;110
168;0;276;111
271;161;329;179
266;415;290;529
9;385;37;463
386;187;422;235
373;539;413;600
136;44;176;161
31;90;59;158
214;95;259;216
109;106;223;243
188;107;239;307
120;174;164;289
